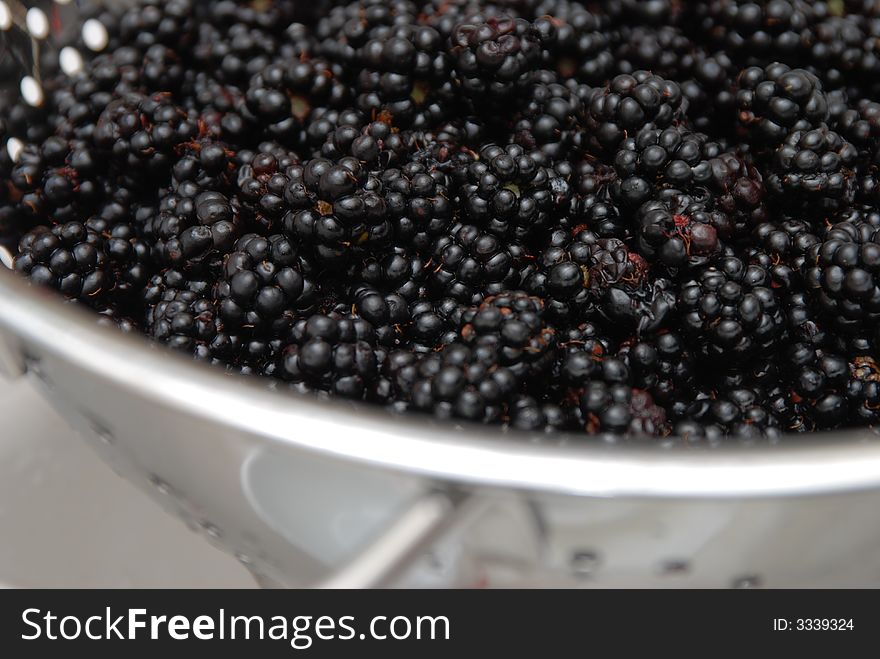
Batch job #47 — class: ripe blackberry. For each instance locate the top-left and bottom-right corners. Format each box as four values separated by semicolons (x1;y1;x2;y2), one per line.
765;126;858;211
611;125;723;209
508;395;572;432
734;64;830;147
457;143;556;240
216;233;315;335
319;117;415;169
14;220;150;305
687;0;817;65
566;160;626;239
448;16;544;107
753;218;821;272
531;0;614;85
804;220;880;338
406;297;464;351
236;147;302;232
278;312;383;399
429;223;526;304
93;93;198;181
390;343;519;423
353;24;459;129
380;158;454;253
147;190;242;271
635;188;724;268
679;255;785;361
678;50;739;135
315;0;420;66
282;157;392;265
618;332;697;409
673;385;787;443
352;248;429;303
525;227;674;332
145;287;238;363
586;71;686;153
614;25;694;79
573;378;669;438
511;70;585;159
118;0;197;52
457;291;557;379
705;151;769;241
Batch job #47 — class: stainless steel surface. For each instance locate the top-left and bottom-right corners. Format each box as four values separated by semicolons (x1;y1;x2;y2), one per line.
2;267;880;587
0;376;254;588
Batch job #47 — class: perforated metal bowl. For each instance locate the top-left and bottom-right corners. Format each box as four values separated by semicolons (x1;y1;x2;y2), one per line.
3;266;880;588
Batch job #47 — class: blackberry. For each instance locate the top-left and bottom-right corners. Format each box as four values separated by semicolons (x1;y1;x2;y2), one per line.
765;126;858;211
352;248;429;302
380;157;454;252
679;255;785;361
525;227;674;332
678;50;739;135
353;24;459;129
687;0;817;65
532;0;615;85
429;223;525;304
734;64;830;147
611;125;723;208
635;188;725;268
14;220;150;305
282;157;392;265
147;190;242;271
457;291;557;379
319;117;415;169
458;143;556;240
508;395;572;432
390;343;519;423
614;25;695;79
236;147;302;232
448;16;544;107
566;160;626;239
93;93;198;181
399;297;462;352
618;332;697;409
753;217;821;272
782;343;880;429
586;71;686;153
277;312;382;399
145;287;238;363
674;385;787;443
511;70;585;159
216;233;315;335
574;379;669;438
804;220;880;338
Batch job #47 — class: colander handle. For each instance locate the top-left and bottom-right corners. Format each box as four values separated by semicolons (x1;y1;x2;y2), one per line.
316;491;469;589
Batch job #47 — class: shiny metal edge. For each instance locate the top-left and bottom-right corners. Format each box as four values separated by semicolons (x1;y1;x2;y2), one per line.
2;267;880;499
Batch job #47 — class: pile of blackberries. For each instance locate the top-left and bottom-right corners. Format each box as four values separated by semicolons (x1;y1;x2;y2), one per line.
5;0;880;444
